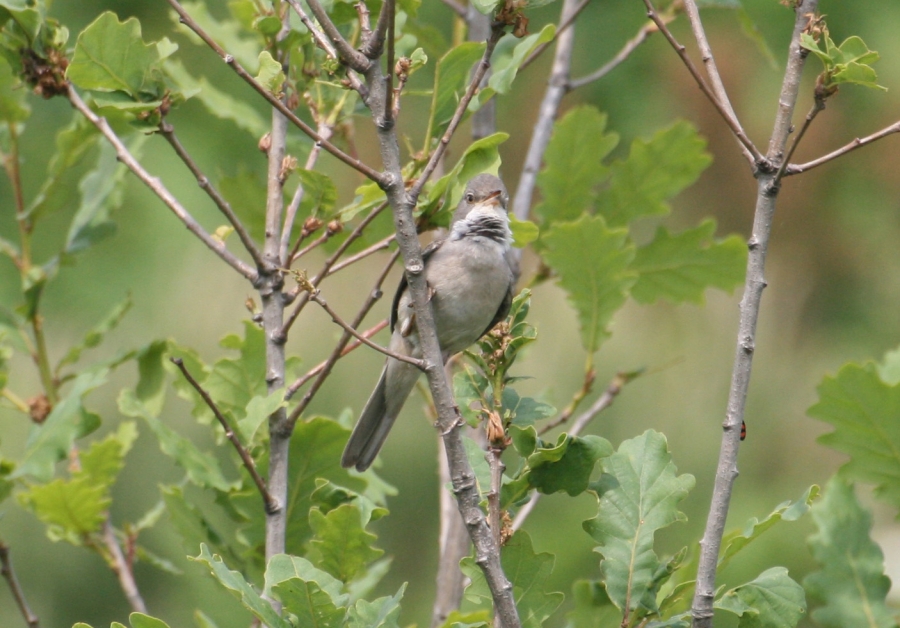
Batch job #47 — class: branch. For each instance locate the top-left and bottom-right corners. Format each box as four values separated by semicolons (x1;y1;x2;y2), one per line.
641;0;764;167
103;520;147;614
568;20;654;90
170;357;279;514
439;0;467;18
304;285;424;369
786;118;900;175
304;0;372;71
326;233;395;275
167;0;384;184
67;86;257;282
285;0;337;59
681;0;756;166
511;0;580;221
286;252;399;426
775;97;825;181
519;0;591;72
158;120;267;270
0;540;39;628
408;23;505;201
361;0;392;59
690;2;818;626
280;123;331;265
285;318;389;399
512;370;636;532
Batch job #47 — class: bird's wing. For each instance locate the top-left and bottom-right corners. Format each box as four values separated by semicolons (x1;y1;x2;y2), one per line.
390;238;445;332
478;281;513;339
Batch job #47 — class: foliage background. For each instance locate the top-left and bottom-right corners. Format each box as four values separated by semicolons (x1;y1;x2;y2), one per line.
1;0;899;626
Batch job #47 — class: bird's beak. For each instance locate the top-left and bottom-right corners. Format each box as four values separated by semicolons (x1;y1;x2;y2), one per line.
478;190;504;210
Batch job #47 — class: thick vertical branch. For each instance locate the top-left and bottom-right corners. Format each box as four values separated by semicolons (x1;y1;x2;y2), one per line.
262;11;292;588
690;2;817;626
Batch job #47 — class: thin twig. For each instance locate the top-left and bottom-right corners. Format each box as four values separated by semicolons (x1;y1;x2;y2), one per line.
681;0;756;166
537;368;596;435
285;318;389;398
281;201;389;337
286;252;400;425
167;0;384;184
158;120;267;270
290;230;333;264
641;0;764;167
304;0;371;70
0;540;39;628
511;371;635;532
327;233;395;274
690;3;818;626
775;98;825;181
487;446;505;549
568;21;654;90
66;86;257;281
103;520;147;614
408;23;505;201
170;357;279;514
520;0;591;72
362;0;393;59
285;0;337;58
280;124;330;265
786;118;900;175
305;288;424;368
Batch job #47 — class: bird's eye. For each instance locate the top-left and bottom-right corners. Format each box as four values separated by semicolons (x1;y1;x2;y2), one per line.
465;193;475;203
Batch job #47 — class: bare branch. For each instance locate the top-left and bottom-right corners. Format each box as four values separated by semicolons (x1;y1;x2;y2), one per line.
285;0;337;59
286;252;399;426
641;0;764;167
0;540;39;628
519;0;591;72
681;0;756;166
170;357;279;514
167;0;384;184
67;86;258;282
281;201;389;337
281;126;331;265
568;21;654;90
511;0;580;221
158;120;267;270
362;0;393;59
304;0;372;71
691;3;818;626
775;98;826;181
383;0;396;124
290;228;337;265
786;118;900;175
537;368;596;435
285;318;389;398
103;520;147;614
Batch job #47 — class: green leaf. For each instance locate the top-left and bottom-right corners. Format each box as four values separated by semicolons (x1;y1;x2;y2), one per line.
535;106;618;223
161;485;239;563
346;584;406;628
877;346;900;386
218;168;267;242
191;543;292;628
509;215;539;248
583;430;695;613
716;567;805;628
67;12;163;97
79;421;138;489
426;42;485;145
254;51;284;95
503;389;555;427
129;613;172;628
527;434;612;496
15;367;109;481
172;1;260;69
0;0;42;44
803;478;895;628
136;340;169;418
630;220;747;305
295;169;338;218
0;56;29;122
469;25;555;111
719;485;819;571
119;390;236;491
542;214;636;353
808;361;900;512
596;121;712;227
309;502;384;582
237;390;286;444
18;476;108;542
57;294;133;372
66;134;148;256
266;554;348;627
462;530;564;628
567;579;620;628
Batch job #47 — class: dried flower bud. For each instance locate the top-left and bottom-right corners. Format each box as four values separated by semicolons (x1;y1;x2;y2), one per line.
258;132;272;153
326;219;343;235
28;395;52;424
303;217;324;235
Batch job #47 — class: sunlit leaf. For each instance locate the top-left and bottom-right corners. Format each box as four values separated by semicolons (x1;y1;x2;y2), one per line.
255;51;284;94
426;42;485;145
309;502;384;582
346;583;406;628
266;553;348;627
0;56;29;122
716;567;805;628
57;293;133;372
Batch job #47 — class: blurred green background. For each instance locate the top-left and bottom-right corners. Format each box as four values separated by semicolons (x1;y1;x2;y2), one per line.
2;0;900;626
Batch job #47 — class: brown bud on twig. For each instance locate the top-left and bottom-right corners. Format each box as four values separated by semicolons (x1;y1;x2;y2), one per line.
485;409;509;447
326;219;344;235
279;155;298;183
302;216;324;236
258;132;272;153
27;394;51;424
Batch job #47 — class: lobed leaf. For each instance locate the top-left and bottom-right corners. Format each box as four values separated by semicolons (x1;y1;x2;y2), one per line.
542;214;636;353
716;567;806;628
583;430;695;614
309;502;384;583
266;554;348;628
630;220;747;305
346;584;407;628
803;477;896;628
425;42;485;146
57;293;133;372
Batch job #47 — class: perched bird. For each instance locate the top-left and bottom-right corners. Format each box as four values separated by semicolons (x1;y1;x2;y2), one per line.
341;174;515;471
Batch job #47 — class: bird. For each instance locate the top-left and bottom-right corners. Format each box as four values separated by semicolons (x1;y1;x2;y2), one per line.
341;173;516;472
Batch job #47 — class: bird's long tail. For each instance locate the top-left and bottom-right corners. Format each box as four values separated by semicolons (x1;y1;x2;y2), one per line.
341;358;419;471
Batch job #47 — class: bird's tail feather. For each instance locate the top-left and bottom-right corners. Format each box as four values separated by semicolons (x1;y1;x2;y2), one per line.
341;360;418;471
